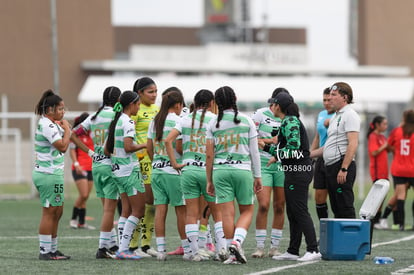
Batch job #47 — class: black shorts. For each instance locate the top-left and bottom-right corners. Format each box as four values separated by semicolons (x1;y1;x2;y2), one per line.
313;157;327;189
392;176;414;186
72;170;93;181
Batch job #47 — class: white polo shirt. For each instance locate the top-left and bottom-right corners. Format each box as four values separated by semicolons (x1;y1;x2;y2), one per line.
323;104;360;166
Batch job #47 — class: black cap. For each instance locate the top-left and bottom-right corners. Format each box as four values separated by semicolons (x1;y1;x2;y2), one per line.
267;92;294;109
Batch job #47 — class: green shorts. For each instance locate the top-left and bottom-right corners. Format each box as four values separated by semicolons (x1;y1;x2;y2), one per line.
140;161;152;185
115;166;145;196
261;169;285;188
151;171;185;206
181;168;215;202
212;168;254;205
32;170;64;207
93;164;119;200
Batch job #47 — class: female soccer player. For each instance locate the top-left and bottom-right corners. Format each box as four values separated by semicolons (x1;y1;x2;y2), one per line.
105;91;146;260
206;86;262;264
165;89;226;261
147;88;186;261
33;90;71;260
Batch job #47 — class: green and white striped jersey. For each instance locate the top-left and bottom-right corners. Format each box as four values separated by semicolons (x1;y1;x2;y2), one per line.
111;113;139;177
148;112;182;175
251;107;282;169
34;116;65;174
206;110;258;172
175;110;216;170
78;106;114;166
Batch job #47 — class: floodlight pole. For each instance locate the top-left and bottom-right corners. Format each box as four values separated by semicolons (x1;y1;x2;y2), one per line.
50;0;60;95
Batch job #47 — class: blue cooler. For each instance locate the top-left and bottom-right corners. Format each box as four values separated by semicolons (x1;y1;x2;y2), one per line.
319;218;370;260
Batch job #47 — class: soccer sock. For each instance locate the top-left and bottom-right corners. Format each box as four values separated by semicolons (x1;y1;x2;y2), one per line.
181;239;191;255
316;203;328;220
71;207;80;220
270;228;283;248
99;231;112;249
186;224;199;254
206;224;213;245
117;216;127;247
214;221;226;252
255;229;266;248
141;204;155;248
373;210;382;224
78;208;86;225
226;239;232;247
156;237;166;253
396;200;405;227
393;210;398;225
117;199;122;216
110;227;118;248
198;224;208;249
119;215;139;252
51;237;58;253
234;227;247;246
412;201;414;225
129;217;143;249
382;205;393;219
39;234;52;254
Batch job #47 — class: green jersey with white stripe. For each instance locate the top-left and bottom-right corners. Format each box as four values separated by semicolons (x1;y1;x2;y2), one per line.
175;110;216;170
251;107;283;171
148;112;182;175
111;113;139;177
34;116;65;174
206;110;258;171
79;106;115;166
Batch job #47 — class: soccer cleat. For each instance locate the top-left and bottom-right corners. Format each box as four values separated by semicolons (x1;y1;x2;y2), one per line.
373;223;383;230
70;219;78;229
133;248;152;258
141;245;158;257
96;248;116;259
268;247;281;257
379;218;388;229
55;250;71;260
78;223;96;230
228;241;247;264
206;242;216;253
192;253;210;262
39;252;69;260
217;247;229;262
167;246;184;255
116;250;142;260
391;224;407;231
182;253;193;261
199;248;215;257
223;255;241;265
272;251;299;261
109;245;119;253
156;251;167;261
251;247;265;258
297;251;322;262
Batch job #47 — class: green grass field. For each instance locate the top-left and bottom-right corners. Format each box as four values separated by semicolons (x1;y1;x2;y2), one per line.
1;182;414;274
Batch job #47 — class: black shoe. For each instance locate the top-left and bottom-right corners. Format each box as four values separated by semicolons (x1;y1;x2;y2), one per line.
129;246;138;252
96;248;116;259
109;246;118;252
55;250;71;259
39;252;69;260
141;245;150;253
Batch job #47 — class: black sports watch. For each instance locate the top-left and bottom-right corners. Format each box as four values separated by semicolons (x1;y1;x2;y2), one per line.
340;167;348;172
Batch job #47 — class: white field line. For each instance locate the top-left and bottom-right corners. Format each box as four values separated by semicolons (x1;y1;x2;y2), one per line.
245;234;414;275
391;264;414;275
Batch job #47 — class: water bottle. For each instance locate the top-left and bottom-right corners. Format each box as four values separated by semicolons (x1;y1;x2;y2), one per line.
373;256;394;264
